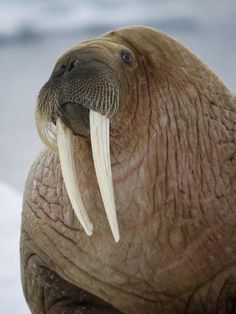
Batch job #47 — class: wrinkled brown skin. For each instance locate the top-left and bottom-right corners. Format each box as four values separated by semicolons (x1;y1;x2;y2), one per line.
21;26;236;313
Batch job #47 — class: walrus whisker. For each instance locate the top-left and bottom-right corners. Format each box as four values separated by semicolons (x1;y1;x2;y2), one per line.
36;89;60;151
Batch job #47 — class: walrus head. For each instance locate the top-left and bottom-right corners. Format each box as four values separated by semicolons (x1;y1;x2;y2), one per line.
36;29;141;242
36;26;234;243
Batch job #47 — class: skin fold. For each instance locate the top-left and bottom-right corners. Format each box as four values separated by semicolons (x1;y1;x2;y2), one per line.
21;26;236;313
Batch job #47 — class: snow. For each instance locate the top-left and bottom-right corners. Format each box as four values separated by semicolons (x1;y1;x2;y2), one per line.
0;182;30;313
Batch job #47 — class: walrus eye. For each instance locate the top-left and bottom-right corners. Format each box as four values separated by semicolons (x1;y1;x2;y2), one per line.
121;50;133;65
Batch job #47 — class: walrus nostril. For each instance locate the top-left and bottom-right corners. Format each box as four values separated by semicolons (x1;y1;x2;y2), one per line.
68;59;76;72
52;57;77;78
52;64;66;78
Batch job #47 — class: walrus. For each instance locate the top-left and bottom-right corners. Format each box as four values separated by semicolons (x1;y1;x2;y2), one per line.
21;26;236;313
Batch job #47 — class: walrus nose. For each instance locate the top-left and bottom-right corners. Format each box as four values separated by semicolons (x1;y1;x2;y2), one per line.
59;102;90;137
52;57;77;79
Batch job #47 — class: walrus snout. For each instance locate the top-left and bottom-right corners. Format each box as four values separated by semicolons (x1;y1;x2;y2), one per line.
45;50;121;119
36;43;126;152
50;51;98;80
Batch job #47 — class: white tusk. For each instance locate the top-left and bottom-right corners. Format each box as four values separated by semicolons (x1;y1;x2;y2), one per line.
56;119;93;236
90;110;120;242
